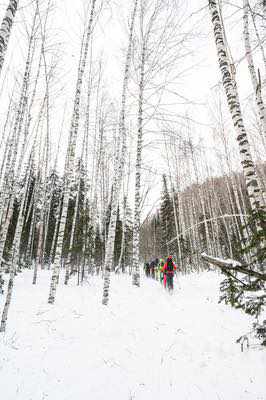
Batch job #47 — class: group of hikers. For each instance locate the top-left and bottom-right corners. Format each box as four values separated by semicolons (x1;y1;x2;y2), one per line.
144;255;178;291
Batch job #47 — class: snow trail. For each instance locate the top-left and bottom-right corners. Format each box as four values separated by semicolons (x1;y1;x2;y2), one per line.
0;270;265;400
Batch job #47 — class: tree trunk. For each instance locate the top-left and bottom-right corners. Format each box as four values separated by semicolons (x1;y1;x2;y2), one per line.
48;0;97;304
209;0;264;218
0;0;19;74
243;0;266;148
132;28;145;286
102;0;138;305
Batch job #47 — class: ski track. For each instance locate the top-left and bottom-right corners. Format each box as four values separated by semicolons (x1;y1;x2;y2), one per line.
0;270;265;400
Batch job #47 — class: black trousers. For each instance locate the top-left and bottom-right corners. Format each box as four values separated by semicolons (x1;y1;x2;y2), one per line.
166;274;174;290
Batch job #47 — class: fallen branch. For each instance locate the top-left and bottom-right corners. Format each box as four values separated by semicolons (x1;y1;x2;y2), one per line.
201;253;266;282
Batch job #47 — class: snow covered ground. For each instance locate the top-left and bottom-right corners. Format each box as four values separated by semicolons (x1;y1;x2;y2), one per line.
0;270;265;400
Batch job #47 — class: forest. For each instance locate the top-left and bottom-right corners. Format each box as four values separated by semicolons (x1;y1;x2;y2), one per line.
0;0;265;399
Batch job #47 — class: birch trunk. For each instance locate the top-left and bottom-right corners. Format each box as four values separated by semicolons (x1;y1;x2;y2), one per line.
132;37;145;286
209;0;264;218
243;0;266;148
0;130;16;270
0;266;14;332
90;118;104;273
48;0;97;304
117;196;127;272
102;0;138;305
64;164;81;285
0;8;37;266
0;0;19;74
250;2;266;81
0;91;14;182
0;159;31;332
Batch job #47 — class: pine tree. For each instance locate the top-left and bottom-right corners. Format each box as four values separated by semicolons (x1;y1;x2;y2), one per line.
160;175;175;258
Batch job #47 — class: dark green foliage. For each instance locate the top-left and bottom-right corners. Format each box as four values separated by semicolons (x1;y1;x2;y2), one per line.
160;175;175;258
239;208;266;266
63;161;91;269
219;207;266;345
4;198;19;261
219;273;265;315
43;171;62;264
253;320;266;346
219;275;241;308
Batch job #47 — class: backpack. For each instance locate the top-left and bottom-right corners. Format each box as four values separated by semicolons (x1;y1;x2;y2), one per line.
166;259;174;272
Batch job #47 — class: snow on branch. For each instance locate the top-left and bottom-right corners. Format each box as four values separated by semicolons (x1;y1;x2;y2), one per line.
201;252;266;282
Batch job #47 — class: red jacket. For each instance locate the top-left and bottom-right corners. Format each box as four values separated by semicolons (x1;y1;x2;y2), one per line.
163;260;177;275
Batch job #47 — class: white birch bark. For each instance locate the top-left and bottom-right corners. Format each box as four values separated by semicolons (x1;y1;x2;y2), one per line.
209;0;264;218
117;196;127;272
0;91;15;182
0;8;37;265
102;0;138;305
90;117;104;273
48;0;97;304
24;197;35;269
0;0;19;74
251;1;266;80
32;170;44;284
0;158;31;332
243;0;266;148
132;0;160;285
0;265;14;332
64;163;81;285
0;129;17;271
132;37;145;286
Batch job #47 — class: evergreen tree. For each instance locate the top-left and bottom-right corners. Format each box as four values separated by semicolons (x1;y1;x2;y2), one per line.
160;175;175;257
217;209;266;345
43;171;63;265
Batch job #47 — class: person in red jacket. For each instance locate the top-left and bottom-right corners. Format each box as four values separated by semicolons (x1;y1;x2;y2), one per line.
162;256;177;291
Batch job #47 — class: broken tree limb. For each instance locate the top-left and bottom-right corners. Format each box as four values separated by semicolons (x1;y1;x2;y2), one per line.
201;252;266;282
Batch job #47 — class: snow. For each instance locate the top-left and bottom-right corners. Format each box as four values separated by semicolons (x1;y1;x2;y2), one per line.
246;291;266;299
201;252;243;268
0;270;265;400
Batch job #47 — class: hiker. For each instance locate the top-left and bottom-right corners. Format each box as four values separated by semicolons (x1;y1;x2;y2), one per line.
150;260;156;279
154;258;160;280
159;259;165;284
144;262;150;277
162;256;177;291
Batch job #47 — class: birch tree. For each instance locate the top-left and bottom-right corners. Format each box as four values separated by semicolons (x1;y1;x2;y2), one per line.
48;0;97;304
243;0;266;148
132;0;153;287
0;0;19;74
209;0;264;227
102;0;138;305
0;155;32;332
